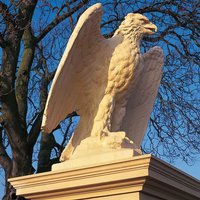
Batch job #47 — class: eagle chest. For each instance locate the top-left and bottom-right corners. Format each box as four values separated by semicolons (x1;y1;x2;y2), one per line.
108;44;139;93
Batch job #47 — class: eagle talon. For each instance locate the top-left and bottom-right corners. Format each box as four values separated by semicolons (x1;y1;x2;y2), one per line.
101;131;127;149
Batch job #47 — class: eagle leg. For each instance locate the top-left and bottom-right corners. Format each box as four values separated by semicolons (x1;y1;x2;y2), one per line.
91;94;114;137
90;94;130;149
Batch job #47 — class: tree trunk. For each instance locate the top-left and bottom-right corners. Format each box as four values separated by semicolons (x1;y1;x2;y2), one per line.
3;150;33;200
1;49;34;200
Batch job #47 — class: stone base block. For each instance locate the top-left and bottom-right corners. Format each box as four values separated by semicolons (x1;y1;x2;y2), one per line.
9;154;200;200
52;148;140;171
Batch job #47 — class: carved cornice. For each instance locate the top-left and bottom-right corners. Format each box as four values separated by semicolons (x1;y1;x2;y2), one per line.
9;154;200;200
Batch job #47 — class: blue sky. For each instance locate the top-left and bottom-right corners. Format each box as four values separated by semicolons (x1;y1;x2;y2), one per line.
175;159;200;180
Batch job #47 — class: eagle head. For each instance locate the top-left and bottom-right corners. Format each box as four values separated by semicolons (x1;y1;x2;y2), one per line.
115;13;157;40
126;13;157;35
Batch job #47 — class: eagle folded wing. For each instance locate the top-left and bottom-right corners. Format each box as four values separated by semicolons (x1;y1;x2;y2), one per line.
41;3;105;133
121;46;164;148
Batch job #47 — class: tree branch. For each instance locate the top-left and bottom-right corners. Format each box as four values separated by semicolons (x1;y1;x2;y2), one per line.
0;127;12;175
37;133;59;173
15;27;36;128
27;110;44;149
59;112;78;154
143;24;178;43
0;1;15;31
40;70;56;109
0;115;5;124
0;33;6;48
27;67;55;150
1;0;38;132
14;0;38;37
36;1;88;42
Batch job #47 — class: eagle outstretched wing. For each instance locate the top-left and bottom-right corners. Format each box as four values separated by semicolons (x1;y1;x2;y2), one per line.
121;47;164;148
41;3;105;134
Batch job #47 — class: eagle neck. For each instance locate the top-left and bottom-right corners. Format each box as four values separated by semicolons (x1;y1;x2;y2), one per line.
127;37;141;55
123;29;142;54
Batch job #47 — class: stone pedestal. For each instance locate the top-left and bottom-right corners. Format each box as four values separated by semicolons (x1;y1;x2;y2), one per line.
9;154;200;200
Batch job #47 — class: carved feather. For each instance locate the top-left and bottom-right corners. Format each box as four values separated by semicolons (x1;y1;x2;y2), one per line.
121;46;164;148
42;3;104;134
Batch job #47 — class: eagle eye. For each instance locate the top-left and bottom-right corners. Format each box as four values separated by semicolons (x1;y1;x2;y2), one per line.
140;18;149;23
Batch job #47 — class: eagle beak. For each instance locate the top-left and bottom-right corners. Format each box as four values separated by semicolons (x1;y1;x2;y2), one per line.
144;23;157;34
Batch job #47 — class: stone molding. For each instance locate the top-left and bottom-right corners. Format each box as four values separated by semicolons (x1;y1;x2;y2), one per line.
9;154;200;200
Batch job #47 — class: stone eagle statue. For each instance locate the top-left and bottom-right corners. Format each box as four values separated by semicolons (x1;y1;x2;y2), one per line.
41;3;164;161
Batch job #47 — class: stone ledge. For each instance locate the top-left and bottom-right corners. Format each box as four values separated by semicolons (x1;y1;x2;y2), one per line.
52;148;139;171
9;154;200;200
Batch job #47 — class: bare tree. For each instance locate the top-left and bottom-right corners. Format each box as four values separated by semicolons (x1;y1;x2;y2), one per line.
0;0;199;199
